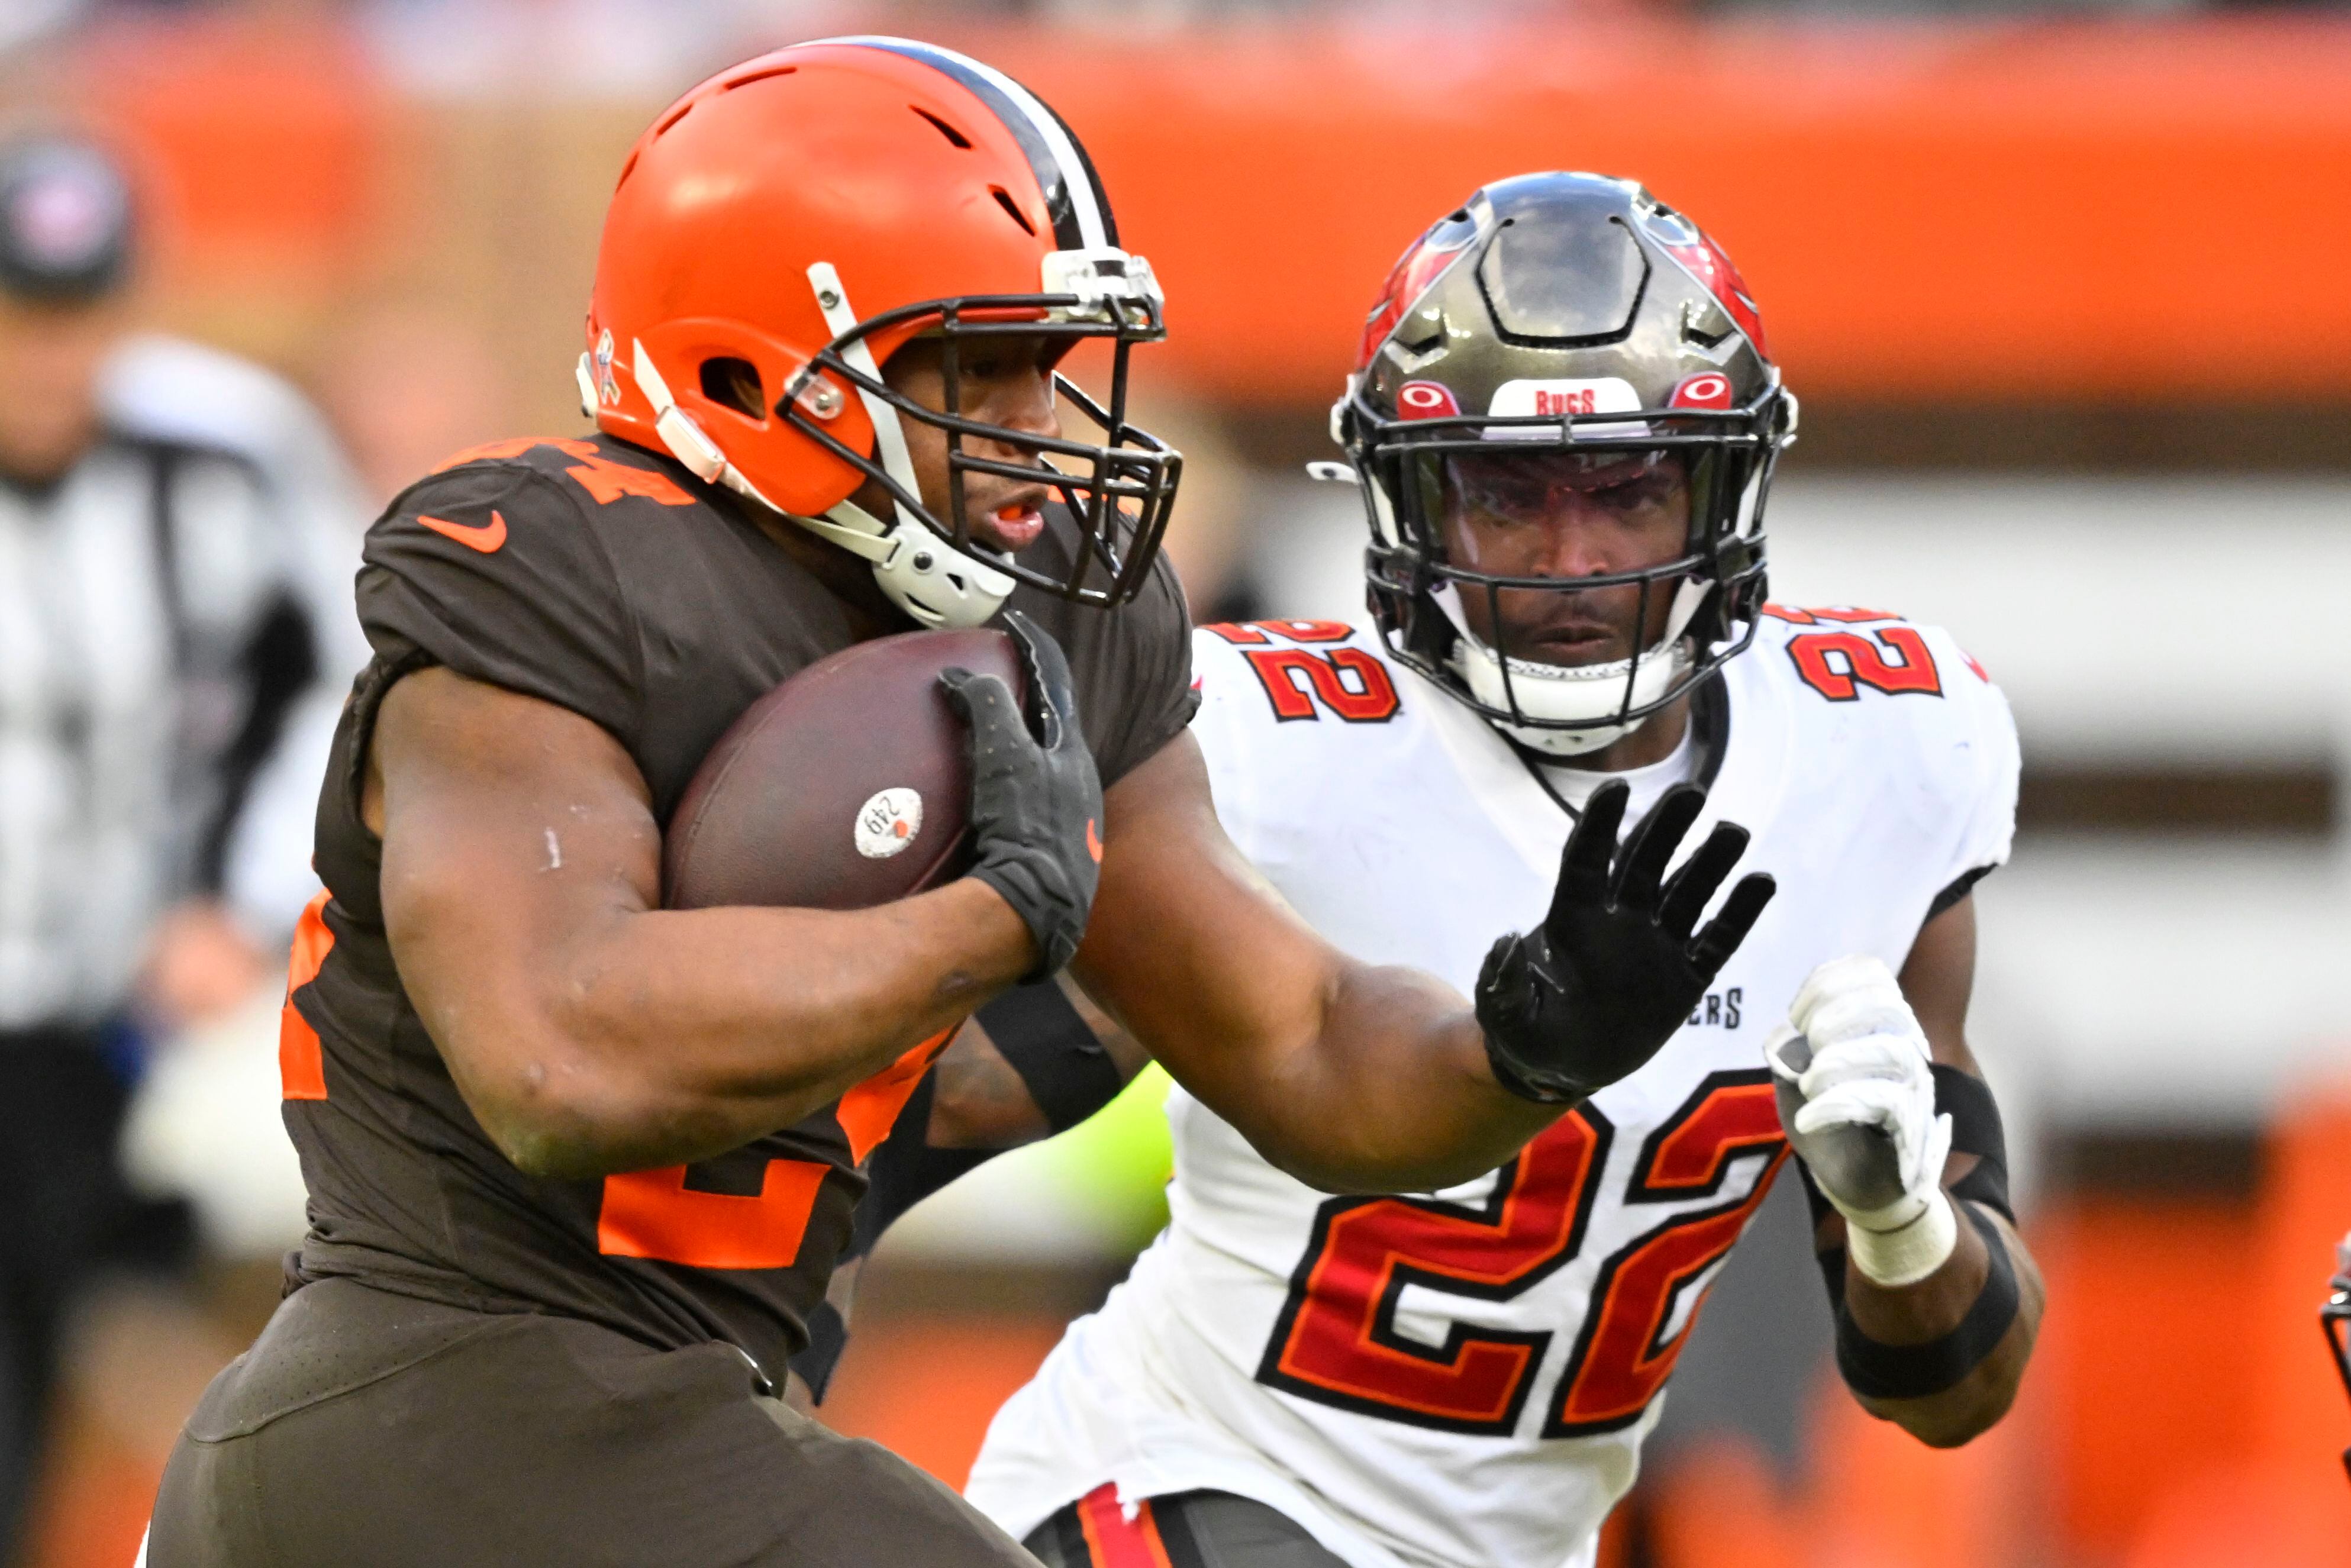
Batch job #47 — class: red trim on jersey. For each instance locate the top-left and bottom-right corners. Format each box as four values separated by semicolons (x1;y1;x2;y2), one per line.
1075;1483;1176;1568
278;891;333;1101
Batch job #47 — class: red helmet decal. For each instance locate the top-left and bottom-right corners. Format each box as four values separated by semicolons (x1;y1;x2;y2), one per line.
1397;380;1462;420
1356;224;1477;372
1669;372;1734;410
1657;233;1770;360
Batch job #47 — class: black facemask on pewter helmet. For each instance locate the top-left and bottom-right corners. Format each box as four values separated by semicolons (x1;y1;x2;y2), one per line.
1330;173;1797;756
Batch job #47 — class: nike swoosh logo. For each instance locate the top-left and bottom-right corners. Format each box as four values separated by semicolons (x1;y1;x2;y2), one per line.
1086;818;1104;864
417;509;508;553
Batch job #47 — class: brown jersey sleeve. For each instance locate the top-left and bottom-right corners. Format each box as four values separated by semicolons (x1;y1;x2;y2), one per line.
357;461;643;749
1086;549;1197;788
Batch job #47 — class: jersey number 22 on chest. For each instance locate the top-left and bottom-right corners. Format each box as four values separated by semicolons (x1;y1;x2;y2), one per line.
1256;1070;1787;1438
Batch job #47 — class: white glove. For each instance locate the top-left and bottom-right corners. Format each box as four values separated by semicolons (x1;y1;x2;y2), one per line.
1766;955;1956;1288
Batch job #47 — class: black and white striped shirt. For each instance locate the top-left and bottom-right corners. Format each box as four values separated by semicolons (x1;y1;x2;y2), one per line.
0;336;363;1030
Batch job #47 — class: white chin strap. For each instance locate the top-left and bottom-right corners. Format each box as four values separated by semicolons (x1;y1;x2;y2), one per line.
625;262;1017;631
1437;579;1709;757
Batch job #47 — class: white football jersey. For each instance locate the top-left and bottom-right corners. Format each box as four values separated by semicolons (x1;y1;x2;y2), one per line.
967;609;2020;1568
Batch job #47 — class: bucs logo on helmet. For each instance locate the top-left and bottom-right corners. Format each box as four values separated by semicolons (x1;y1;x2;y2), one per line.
581;38;1180;630
1327;172;1798;756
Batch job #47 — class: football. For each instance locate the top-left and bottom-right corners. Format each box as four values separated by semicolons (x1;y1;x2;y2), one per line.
661;627;1023;912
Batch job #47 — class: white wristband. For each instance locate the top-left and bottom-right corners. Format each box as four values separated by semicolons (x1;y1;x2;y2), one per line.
1844;1190;1959;1288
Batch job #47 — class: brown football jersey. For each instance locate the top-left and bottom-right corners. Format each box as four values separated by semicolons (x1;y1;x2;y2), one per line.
279;434;1192;1381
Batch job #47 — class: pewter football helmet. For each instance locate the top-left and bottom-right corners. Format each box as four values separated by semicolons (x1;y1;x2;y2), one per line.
1334;173;1797;755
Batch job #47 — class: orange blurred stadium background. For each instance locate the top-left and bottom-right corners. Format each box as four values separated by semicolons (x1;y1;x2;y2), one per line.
8;4;2350;1566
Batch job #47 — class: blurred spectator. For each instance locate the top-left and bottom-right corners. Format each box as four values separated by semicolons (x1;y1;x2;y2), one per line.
310;299;516;505
0;1;85;57
355;0;862;95
0;130;360;1567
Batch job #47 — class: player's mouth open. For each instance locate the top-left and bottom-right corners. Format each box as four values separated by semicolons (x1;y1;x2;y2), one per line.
973;494;1048;552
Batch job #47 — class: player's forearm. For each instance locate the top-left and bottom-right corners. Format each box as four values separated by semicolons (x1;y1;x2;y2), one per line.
1837;1202;2044;1446
423;879;1031;1178
1251;960;1560;1195
1080;735;1569;1193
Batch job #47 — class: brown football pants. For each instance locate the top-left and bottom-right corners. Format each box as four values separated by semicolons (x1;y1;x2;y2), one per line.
146;1276;1040;1567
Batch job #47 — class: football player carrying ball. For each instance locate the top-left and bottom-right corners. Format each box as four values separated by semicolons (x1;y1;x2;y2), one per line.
143;49;1771;1568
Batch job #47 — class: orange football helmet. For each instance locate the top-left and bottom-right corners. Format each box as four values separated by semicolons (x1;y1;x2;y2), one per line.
583;37;1178;628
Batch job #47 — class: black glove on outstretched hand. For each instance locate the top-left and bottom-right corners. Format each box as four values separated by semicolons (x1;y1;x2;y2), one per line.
938;611;1104;982
1476;780;1777;1105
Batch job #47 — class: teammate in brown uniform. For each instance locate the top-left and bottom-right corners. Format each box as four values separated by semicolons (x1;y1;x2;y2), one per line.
146;39;1779;1567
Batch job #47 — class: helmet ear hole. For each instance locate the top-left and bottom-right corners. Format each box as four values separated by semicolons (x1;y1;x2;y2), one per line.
699;357;765;420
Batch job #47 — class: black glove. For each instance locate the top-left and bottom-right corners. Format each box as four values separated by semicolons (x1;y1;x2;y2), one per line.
1475;780;1776;1105
938;611;1104;982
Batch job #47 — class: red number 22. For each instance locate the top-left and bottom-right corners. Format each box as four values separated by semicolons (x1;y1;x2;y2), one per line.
1256;1072;1786;1436
1787;627;1942;702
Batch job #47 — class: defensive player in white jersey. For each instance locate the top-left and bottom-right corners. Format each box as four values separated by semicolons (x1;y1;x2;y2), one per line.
949;173;2046;1568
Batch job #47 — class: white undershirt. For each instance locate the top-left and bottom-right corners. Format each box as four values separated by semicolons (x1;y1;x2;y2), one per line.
1532;721;1699;824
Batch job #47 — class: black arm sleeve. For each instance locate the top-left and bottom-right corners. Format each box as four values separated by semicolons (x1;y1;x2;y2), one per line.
982;981;1126;1134
1933;1063;2015;1224
1834;1202;2021;1399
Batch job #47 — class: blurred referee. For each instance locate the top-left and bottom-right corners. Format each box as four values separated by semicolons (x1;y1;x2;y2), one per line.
0;133;358;1564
